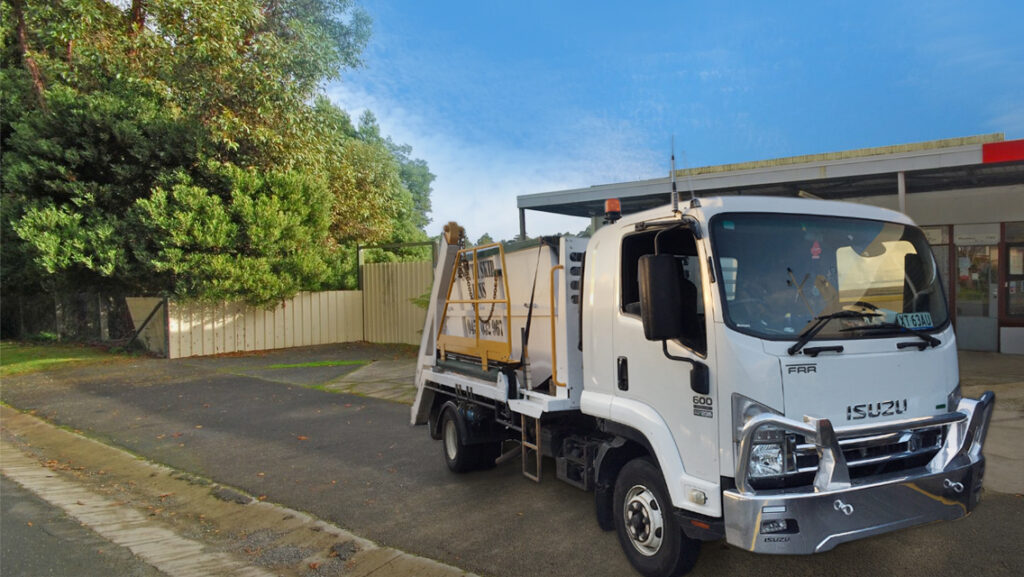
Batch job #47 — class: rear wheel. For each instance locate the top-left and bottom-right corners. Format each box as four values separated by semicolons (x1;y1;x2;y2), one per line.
613;457;700;577
441;406;476;473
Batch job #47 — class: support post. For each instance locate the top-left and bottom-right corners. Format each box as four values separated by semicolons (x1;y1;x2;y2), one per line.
54;293;63;342
897;171;907;214
98;294;110;341
519;208;527;240
356;244;363;291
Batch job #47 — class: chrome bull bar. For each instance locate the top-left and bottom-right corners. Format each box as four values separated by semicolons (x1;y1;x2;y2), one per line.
734;391;996;494
724;391;995;554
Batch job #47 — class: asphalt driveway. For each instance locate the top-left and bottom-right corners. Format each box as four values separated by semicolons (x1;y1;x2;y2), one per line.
2;343;1021;577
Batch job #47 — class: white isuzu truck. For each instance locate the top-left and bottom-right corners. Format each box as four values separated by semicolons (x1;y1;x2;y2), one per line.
411;195;995;577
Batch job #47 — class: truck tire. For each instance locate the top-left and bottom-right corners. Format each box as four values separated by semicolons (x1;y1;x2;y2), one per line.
441;406;477;473
613;457;700;577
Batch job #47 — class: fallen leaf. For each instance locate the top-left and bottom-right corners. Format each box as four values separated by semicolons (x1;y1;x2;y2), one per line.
27;522;33;527
258;495;267;501
257;472;265;477
309;562;320;570
296;435;309;441
194;425;203;429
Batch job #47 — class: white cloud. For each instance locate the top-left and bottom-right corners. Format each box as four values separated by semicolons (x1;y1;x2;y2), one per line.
326;82;663;242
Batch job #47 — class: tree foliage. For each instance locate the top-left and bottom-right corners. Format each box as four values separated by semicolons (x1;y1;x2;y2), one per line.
2;0;434;306
135;164;334;304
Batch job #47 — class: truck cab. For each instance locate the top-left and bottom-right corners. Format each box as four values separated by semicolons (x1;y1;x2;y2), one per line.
585;195;992;560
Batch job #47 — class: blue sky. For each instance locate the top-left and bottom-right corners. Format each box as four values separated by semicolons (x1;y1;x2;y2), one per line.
327;1;1024;241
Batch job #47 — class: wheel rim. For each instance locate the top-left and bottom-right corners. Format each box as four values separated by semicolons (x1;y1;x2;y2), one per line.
623;484;664;557
443;418;458;460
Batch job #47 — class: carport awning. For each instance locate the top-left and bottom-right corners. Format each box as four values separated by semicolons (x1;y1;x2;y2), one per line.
518;135;1024;218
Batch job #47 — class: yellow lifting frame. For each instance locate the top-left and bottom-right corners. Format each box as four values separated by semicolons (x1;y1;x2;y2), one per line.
436;243;513;370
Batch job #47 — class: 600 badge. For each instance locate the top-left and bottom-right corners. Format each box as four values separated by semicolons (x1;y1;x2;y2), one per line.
692;395;713;418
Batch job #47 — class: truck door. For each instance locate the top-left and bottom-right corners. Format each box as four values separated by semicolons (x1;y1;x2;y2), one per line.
614;226;720;486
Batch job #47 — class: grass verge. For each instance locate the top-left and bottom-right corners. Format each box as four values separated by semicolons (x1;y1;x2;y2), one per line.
265;360;370;369
0;341;125;378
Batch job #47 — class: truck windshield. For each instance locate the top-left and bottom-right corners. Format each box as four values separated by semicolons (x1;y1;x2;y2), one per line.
711;213;949;341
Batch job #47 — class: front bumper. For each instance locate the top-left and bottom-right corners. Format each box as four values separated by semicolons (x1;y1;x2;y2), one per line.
723;391;995;554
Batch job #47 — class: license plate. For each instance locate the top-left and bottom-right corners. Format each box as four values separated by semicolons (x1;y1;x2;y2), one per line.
897;312;933;329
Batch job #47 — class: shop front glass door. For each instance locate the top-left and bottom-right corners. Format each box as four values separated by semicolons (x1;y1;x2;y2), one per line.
956;245;999;351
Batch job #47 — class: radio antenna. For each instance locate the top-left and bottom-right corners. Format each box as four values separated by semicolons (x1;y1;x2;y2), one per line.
670;136;679;215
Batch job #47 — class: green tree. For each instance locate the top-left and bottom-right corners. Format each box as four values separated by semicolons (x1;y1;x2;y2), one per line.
134;165;334;306
343;111;435;267
3;84;200;293
1;0;432;305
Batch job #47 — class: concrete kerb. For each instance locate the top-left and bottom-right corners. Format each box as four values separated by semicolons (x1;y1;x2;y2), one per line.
0;406;473;577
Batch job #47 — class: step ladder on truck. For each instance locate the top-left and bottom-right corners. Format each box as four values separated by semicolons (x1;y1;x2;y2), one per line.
411;197;995;577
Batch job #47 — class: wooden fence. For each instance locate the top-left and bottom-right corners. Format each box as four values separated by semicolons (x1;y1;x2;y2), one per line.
363;261;433;345
127;261;433;359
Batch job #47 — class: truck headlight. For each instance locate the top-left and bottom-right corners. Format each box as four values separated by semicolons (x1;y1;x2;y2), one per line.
750;443;785;477
748;426;796;478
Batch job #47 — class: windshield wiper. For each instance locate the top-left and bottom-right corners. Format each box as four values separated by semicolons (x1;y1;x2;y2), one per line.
839;322;940;348
788;310;881;356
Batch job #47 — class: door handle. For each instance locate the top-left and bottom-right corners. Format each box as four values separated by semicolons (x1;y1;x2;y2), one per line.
617;356;629;391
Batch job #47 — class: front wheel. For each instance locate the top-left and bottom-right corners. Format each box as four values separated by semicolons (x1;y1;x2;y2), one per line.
613;457;700;577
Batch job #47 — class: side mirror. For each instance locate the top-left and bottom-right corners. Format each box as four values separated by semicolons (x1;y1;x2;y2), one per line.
638;254;683;341
691;362;710;395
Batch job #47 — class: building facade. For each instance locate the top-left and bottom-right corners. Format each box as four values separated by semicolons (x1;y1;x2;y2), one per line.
517;134;1024;353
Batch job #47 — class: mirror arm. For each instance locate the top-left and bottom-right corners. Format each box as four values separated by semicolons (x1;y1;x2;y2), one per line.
661;341;710;395
661;340;691;363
